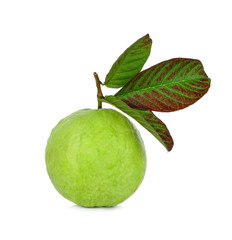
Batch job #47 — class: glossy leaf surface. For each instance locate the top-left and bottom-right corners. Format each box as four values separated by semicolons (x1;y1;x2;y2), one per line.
104;34;152;88
100;95;174;151
115;58;211;112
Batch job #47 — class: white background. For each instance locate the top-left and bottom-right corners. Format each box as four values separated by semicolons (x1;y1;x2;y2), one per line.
0;0;231;239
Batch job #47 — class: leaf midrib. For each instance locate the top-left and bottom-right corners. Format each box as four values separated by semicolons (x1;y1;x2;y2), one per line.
116;77;208;97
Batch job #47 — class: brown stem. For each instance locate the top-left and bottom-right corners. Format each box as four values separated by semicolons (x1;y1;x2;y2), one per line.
93;72;104;109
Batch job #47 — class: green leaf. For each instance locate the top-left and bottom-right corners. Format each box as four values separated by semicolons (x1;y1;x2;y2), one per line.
115;58;211;112
104;34;152;88
99;95;174;151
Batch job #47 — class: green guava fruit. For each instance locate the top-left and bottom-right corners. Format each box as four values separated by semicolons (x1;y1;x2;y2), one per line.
45;108;146;207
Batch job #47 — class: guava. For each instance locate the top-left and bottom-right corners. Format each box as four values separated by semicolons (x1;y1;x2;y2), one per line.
45;108;146;207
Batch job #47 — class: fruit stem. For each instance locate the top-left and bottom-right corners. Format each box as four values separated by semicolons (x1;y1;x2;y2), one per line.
94;72;104;109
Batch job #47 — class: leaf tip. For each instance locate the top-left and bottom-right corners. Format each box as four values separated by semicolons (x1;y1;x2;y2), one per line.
144;33;152;43
167;141;174;152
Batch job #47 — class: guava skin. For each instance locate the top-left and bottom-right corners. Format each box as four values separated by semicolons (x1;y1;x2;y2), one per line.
45;108;146;207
